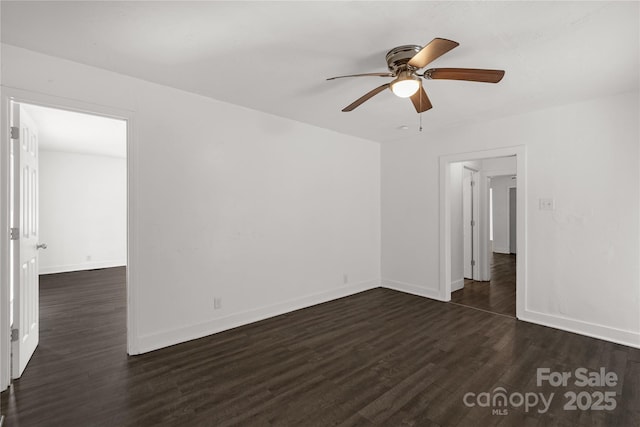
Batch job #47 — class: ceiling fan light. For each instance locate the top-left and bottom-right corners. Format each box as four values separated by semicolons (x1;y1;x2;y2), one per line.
390;73;420;98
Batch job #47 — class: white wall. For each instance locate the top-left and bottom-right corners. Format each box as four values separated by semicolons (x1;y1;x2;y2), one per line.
39;151;126;274
382;90;640;347
490;175;516;254
1;44;381;354
481;157;517;175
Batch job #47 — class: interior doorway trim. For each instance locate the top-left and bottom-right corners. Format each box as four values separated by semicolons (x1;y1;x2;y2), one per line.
439;146;526;319
0;86;139;390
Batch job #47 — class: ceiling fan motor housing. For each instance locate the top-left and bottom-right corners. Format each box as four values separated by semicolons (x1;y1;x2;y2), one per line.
385;45;423;74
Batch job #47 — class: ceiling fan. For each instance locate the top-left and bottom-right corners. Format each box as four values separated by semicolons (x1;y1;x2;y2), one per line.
327;38;505;113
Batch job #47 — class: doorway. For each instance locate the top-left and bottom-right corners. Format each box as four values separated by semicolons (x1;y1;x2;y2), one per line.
452;173;517;317
10;102;127;379
0;88;136;390
439;147;526;319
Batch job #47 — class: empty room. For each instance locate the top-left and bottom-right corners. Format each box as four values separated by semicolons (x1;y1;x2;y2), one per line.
0;1;638;426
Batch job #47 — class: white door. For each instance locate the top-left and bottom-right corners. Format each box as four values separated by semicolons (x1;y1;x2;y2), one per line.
509;187;517;254
462;168;475;279
10;103;41;379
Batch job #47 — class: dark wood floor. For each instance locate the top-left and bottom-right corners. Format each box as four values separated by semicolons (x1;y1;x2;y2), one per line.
2;267;639;426
451;253;517;317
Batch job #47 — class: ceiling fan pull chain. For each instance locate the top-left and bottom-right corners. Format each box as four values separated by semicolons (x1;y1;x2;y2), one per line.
418;88;423;132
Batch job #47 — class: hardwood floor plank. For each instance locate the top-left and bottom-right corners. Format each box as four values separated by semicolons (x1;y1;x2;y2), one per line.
1;267;638;426
452;253;516;317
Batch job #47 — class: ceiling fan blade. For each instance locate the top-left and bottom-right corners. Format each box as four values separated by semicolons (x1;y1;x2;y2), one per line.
327;72;394;80
342;83;390;111
409;82;433;113
425;68;505;83
408;38;459;69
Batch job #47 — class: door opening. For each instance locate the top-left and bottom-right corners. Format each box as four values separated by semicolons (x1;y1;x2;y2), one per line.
440;148;525;319
452;172;518;317
6;100;128;382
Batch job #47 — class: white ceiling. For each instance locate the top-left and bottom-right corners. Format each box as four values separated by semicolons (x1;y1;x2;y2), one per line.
2;1;638;143
22;103;127;158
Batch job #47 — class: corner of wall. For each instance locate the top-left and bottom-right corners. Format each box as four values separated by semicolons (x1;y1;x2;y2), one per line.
381;279;443;301
451;278;464;292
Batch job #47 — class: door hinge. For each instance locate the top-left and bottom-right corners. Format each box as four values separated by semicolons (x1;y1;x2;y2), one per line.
11;329;18;342
470;180;475;187
471;260;476;267
10;126;19;140
10;227;19;240
470;220;475;227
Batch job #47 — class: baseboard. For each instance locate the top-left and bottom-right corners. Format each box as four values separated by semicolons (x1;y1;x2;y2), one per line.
451;278;464;292
380;279;640;349
520;309;640;349
135;277;639;354
381;278;443;301
136;279;380;354
39;260;126;275
492;248;510;254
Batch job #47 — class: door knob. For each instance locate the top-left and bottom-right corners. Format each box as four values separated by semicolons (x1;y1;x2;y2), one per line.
36;243;47;250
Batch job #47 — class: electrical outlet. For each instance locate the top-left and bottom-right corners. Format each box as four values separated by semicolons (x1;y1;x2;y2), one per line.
214;297;222;310
539;198;555;211
86;255;92;261
343;274;348;284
